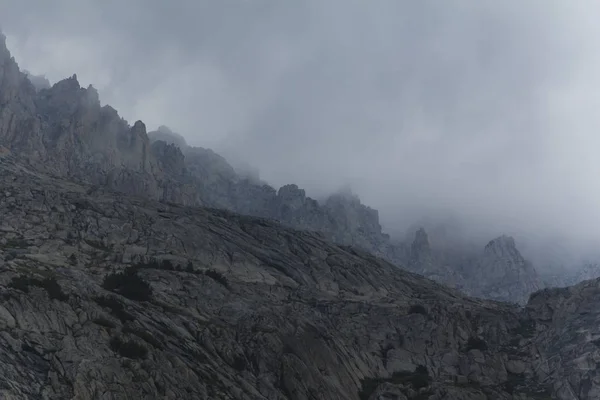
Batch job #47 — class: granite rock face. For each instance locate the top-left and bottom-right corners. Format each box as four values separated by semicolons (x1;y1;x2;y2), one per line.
147;125;188;149
409;228;437;277
144;130;545;304
0;149;587;400
474;236;541;303
0;35;164;200
23;70;51;91
0;33;552;306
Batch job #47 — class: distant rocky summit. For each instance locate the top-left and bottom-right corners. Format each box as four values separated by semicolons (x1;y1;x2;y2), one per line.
406;230;541;304
144;125;546;304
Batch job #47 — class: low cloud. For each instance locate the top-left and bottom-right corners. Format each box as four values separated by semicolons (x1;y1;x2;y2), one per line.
3;1;600;262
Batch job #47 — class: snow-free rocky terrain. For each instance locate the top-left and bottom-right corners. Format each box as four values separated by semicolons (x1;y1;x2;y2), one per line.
1;32;600;399
0;31;549;305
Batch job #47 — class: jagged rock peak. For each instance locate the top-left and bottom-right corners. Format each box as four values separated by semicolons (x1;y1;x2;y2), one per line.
23;70;51;91
85;84;100;104
131;120;147;137
151;140;186;176
157;125;174;134
0;34;25;94
328;185;361;204
413;227;431;249
148;125;188;149
60;74;79;87
48;74;83;97
277;184;305;199
410;227;433;261
35;74;102;116
487;234;515;247
0;31;7;54
484;235;522;258
120;120;150;154
151;138;183;155
324;190;382;230
476;234;541;304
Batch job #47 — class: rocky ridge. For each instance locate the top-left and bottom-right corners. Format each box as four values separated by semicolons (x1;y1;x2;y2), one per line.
148;126;391;255
0;32;551;304
145;128;543;304
1;32;600;399
1;142;597;400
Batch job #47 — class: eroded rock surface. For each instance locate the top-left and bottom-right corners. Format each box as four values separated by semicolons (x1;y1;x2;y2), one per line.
0;33;547;304
0;153;575;400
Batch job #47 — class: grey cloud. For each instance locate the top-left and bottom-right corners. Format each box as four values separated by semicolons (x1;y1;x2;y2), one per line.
2;0;600;260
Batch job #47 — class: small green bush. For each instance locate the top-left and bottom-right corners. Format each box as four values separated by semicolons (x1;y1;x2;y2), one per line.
102;267;152;301
94;296;135;322
93;317;117;329
390;365;430;389
513;319;536;338
410;365;430;389
42;277;69;301
8;275;32;293
4;237;29;248
186;261;194;273
9;275;68;301
161;259;174;270
358;378;381;400
466;336;488;351
232;355;247;371
408;304;427;315
205;269;229;288
109;336;148;359
415;365;428;375
358;365;430;399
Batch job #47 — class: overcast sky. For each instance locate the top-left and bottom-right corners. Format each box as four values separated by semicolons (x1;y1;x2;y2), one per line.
2;1;600;259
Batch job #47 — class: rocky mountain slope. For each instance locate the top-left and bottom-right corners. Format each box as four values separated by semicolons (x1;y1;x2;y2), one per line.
147;126;391;255
4;139;598;400
145;127;544;304
0;32;548;304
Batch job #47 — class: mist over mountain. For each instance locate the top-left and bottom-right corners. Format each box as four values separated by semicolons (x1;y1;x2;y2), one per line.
4;4;600;398
4;3;600;301
0;33;596;396
3;1;600;266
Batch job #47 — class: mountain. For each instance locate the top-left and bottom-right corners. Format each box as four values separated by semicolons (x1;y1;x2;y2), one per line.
0;138;590;400
144;126;547;303
0;31;559;307
475;236;541;303
404;228;541;304
2;30;600;399
0;32;551;304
